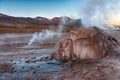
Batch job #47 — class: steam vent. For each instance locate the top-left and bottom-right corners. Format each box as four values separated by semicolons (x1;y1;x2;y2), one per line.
53;27;119;61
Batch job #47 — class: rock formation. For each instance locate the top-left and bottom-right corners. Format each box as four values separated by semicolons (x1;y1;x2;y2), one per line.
53;27;119;61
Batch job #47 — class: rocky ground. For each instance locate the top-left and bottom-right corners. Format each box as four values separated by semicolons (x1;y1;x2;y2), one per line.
0;29;120;80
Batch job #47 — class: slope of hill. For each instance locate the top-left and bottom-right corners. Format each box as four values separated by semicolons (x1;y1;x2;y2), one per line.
0;13;81;33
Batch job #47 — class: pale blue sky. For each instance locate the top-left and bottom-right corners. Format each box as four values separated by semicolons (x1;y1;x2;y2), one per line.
0;0;84;18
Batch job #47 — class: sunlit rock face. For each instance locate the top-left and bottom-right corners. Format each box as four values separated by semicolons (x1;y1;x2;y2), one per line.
53;27;119;61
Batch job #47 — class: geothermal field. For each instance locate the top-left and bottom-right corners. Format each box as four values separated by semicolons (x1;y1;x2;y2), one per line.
0;27;120;80
1;0;120;80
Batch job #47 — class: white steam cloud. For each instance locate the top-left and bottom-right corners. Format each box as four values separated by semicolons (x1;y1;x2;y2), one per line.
28;17;67;45
80;0;120;28
28;30;58;45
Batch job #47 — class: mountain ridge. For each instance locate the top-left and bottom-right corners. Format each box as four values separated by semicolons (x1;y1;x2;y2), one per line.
0;13;81;26
0;13;81;33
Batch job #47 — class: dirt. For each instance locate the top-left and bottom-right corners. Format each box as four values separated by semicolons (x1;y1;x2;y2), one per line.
0;30;120;80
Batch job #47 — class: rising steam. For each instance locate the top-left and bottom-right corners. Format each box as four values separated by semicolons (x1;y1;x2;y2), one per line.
80;0;120;28
28;17;67;45
28;30;58;45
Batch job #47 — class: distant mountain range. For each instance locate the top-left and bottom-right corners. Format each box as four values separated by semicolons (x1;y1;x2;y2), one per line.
0;13;120;33
0;13;81;33
0;13;81;27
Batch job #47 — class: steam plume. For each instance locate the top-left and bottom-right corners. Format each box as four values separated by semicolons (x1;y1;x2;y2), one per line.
28;17;67;45
80;0;120;28
28;30;58;45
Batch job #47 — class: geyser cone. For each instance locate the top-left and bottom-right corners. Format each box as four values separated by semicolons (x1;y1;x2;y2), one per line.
53;27;119;61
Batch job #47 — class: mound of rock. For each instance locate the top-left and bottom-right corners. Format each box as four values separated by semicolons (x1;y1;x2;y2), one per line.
53;27;119;61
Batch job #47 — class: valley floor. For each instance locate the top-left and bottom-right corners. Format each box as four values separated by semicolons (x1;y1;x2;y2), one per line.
0;30;120;80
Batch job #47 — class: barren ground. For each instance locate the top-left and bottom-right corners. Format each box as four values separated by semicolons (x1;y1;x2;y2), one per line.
0;30;120;80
